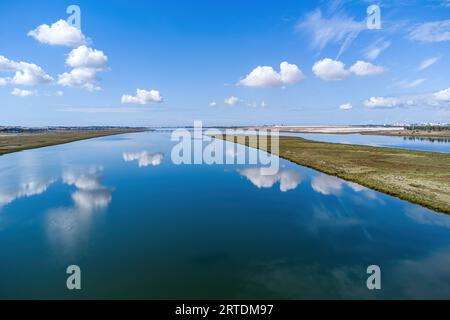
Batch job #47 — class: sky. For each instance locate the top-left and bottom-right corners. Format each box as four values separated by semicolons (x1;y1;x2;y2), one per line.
0;0;449;127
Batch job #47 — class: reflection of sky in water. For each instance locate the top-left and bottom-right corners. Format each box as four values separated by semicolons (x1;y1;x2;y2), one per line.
0;131;450;299
284;133;450;153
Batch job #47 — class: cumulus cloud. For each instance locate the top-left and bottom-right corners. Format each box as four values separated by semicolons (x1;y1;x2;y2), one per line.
58;67;101;91
312;58;350;80
434;88;450;102
238;167;302;192
66;45;108;69
363;97;401;108
209;101;217;107
362;87;450;109
418;56;440;70
0;55;53;86
224;96;240;106
339;103;352;110
312;58;384;80
0;78;7;86
28;19;88;47
123;151;164;167
349;60;385;76
57;46;108;91
11;88;37;97
12;63;54;86
0;55;17;70
238;61;305;87
409;19;450;42
296;9;364;56
121;89;163;105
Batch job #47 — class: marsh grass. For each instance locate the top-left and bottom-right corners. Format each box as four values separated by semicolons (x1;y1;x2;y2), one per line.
0;129;143;156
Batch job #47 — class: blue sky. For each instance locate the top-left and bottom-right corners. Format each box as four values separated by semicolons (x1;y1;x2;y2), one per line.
0;0;449;126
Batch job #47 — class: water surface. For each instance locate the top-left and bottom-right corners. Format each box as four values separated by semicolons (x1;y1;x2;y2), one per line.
284;132;450;153
1;131;450;299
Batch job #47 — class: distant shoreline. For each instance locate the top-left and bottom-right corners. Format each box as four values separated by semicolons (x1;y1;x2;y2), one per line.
0;128;146;156
241;126;450;139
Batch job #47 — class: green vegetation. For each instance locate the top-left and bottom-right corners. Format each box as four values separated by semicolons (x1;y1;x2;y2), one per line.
0;129;143;156
405;124;450;132
215;134;450;214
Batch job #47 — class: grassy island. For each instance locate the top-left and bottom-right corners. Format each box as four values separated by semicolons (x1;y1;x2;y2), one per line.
0;128;144;156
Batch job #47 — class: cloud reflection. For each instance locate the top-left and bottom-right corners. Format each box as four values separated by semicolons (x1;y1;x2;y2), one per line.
0;178;56;209
238;167;302;192
311;173;377;199
123;151;164;167
46;166;112;257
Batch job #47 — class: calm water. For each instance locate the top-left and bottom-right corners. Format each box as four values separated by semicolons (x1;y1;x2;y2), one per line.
284;133;450;153
1;131;450;299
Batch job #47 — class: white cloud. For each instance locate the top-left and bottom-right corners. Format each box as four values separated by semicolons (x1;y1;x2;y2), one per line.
0;55;53;86
248;101;268;108
409;19;450;42
312;58;350;80
28;19;87;47
12;62;54;86
55;90;64;96
11;88;37;97
279;62;305;84
434;88;450;102
58;67;100;91
238;168;302;192
224;95;240;106
296;9;364;56
209;101;217;107
349;60;385;76
238;61;305;88
396;78;426;89
339;103;352;110
123;151;164;167
418;56;440;71
121;89;163;105
364;39;390;61
363;96;401;108
362;88;450;109
57;46;108;91
312;58;384;80
0;55;17;70
66;45;108;69
0;78;7;86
